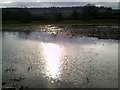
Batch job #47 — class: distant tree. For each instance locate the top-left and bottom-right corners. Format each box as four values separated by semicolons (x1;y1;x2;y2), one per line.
2;10;10;21
55;12;63;21
71;10;79;20
100;6;105;9
106;7;112;15
2;10;14;21
15;9;32;23
80;4;98;20
51;8;62;21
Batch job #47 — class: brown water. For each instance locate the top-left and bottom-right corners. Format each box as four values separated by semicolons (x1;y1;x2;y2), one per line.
2;25;118;88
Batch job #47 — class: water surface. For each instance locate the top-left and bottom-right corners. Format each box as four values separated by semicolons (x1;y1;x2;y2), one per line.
2;25;118;88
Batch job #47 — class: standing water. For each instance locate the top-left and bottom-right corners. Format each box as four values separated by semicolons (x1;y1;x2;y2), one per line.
2;25;118;88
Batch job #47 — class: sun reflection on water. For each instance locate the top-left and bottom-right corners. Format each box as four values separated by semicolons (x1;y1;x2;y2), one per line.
42;43;62;79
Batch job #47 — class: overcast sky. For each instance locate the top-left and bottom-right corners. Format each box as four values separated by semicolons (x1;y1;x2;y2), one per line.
1;0;119;3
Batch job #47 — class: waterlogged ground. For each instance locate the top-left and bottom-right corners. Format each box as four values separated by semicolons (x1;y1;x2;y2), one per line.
2;25;119;89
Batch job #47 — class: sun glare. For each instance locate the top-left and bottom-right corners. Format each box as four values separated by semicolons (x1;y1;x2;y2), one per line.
42;43;62;79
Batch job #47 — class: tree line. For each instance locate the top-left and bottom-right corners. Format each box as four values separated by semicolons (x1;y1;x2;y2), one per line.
2;4;120;23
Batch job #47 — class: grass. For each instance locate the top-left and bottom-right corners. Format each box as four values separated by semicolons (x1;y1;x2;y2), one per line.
2;19;120;26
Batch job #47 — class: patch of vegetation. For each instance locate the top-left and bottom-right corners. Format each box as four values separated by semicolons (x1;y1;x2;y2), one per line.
2;4;120;24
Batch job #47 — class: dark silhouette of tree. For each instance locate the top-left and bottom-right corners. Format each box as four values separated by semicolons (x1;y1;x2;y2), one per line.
100;6;106;9
55;12;63;21
15;9;32;23
80;4;98;20
2;6;120;23
50;8;63;21
71;10;79;20
2;10;9;21
106;7;112;15
2;10;15;21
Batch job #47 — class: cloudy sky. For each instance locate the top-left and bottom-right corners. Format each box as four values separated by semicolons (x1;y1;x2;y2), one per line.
1;0;119;3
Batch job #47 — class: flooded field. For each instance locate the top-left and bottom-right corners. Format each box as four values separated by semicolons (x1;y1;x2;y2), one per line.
2;25;119;89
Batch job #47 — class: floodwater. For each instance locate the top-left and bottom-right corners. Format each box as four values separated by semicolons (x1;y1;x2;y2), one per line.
2;25;118;88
